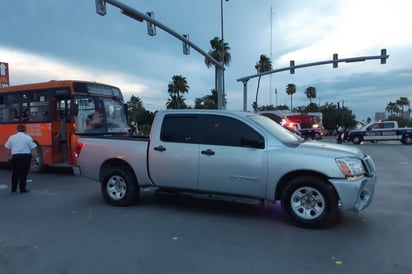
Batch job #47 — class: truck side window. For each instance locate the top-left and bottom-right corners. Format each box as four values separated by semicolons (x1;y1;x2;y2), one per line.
160;115;199;143
384;123;394;129
201;115;264;148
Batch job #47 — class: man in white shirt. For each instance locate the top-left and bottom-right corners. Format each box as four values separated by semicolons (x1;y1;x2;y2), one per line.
4;124;37;193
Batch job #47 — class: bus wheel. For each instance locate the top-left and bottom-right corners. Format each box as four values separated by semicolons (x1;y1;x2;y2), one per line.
30;146;44;173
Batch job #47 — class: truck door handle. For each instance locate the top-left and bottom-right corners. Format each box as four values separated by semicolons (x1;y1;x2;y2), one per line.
201;149;215;156
154;145;166;152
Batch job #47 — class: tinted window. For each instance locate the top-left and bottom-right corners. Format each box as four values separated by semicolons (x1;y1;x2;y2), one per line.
160;115;199;143
383;122;395;129
201;115;263;147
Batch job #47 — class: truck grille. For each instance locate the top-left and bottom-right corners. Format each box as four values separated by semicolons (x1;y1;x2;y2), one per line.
362;155;376;176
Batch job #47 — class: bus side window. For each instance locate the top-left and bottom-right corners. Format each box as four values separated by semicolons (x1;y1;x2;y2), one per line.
10;108;20;121
21;109;31;121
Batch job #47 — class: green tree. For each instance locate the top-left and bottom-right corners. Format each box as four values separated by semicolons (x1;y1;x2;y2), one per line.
275;104;289;111
126;95;155;135
256;104;276;111
166;75;189;109
127;95;144;124
286;83;297;111
304;102;320;113
195;89;218;109
304;86;317;104
253;54;272;112
320;102;356;131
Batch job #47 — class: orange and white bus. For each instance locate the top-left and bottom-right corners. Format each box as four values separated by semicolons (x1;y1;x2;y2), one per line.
0;80;128;171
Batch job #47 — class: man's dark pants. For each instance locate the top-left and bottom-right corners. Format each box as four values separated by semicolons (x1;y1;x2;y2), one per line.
10;154;32;192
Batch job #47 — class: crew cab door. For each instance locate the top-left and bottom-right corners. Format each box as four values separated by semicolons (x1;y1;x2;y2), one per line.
364;122;397;141
148;114;199;190
198;115;267;198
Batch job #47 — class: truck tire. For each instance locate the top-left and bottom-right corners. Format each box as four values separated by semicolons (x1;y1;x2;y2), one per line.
352;135;362;144
101;167;139;206
281;175;339;228
401;134;412;145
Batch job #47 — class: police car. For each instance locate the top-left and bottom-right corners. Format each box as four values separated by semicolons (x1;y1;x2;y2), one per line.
347;121;412;145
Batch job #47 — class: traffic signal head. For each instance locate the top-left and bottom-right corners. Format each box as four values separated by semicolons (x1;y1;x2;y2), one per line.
95;0;107;16
381;49;387;64
146;11;156;36
290;60;295;74
182;34;190;55
333;53;338;68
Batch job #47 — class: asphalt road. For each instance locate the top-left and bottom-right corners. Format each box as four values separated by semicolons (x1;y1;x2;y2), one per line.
0;137;411;274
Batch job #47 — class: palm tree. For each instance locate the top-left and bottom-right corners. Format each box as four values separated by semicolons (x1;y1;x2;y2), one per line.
167;75;189;109
204;36;231;68
286;83;297;111
166;94;187;109
205;37;231;108
304;86;317;104
127;95;144;125
195;89;218;109
253;54;272;112
396;96;410;117
385;101;399;116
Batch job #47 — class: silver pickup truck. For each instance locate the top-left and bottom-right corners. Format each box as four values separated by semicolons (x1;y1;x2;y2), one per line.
73;110;377;228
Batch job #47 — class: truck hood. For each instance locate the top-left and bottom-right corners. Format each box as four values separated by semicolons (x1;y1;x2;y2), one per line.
297;141;364;158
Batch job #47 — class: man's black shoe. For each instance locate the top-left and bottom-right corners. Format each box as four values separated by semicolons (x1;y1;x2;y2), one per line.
20;190;30;193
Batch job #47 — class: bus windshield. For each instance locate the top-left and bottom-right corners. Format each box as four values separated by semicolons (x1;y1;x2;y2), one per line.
74;96;128;135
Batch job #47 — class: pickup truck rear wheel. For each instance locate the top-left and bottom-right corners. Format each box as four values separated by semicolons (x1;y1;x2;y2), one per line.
102;168;139;206
281;176;338;228
351;135;362;144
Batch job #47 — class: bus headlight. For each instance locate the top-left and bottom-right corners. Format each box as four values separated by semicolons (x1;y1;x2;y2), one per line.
336;157;365;177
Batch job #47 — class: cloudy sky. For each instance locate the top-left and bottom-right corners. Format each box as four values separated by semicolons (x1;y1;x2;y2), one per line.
1;0;411;121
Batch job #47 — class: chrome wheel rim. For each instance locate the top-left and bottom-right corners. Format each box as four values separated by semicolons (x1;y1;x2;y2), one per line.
106;175;127;200
290;186;325;220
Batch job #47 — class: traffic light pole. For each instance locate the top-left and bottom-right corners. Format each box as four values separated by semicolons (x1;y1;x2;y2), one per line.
237;49;389;111
95;0;225;109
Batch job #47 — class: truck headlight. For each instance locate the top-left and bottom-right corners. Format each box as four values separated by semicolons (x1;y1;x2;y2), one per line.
336;157;365;177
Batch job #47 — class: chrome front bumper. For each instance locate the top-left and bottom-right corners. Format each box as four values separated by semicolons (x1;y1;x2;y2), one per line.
330;175;376;212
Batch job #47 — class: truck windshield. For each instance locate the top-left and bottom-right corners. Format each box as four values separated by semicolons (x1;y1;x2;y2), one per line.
249;114;303;144
74;96;128;135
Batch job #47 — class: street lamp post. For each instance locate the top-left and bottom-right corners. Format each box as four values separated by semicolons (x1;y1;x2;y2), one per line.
220;0;228;109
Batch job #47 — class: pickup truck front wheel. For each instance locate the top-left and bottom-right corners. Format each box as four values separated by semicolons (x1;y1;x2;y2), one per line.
281;176;339;228
102;168;139;206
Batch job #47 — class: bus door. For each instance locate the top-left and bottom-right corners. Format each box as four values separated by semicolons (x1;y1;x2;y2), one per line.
52;98;70;163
